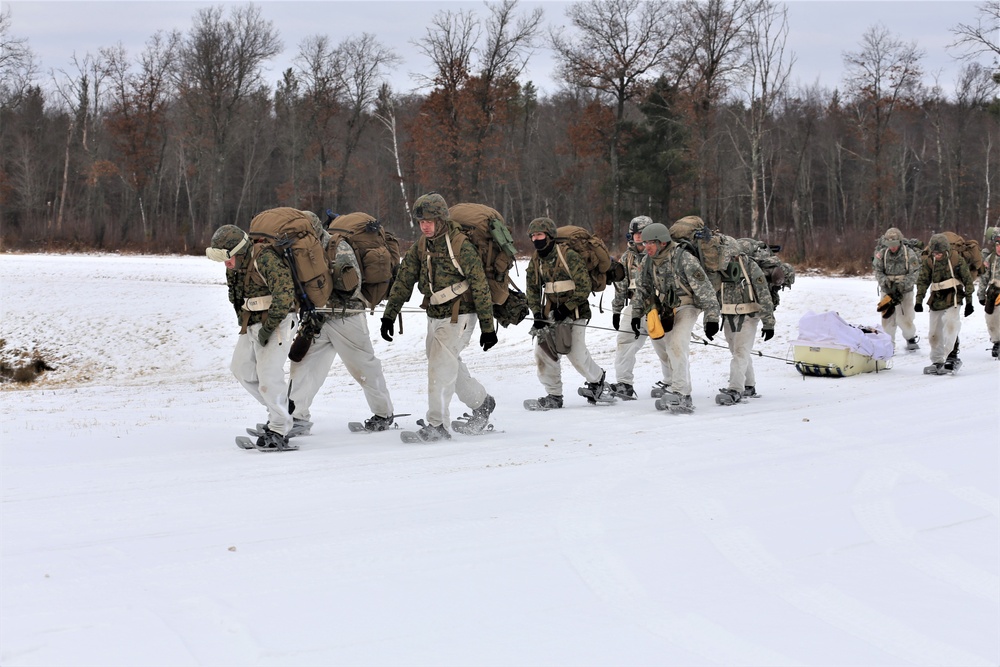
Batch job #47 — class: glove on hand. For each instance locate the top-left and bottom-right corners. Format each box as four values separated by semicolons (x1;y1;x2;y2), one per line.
552;304;572;321
761;328;774;341
612;313;621;330
704;320;720;341
631;317;641;338
964;301;974;317
981;298;987;306
380;317;394;342
257;327;273;347
532;316;549;329
914;302;923;312
480;331;498;352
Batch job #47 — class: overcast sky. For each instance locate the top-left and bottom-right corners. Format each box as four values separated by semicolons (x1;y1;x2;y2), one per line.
6;1;981;98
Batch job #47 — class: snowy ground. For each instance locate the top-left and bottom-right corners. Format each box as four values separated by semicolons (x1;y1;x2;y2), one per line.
1;253;997;667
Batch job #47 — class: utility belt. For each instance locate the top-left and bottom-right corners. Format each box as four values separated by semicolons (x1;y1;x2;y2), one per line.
425;279;473;323
930;277;960;291
543;280;575;294
721;302;761;315
239;295;272;334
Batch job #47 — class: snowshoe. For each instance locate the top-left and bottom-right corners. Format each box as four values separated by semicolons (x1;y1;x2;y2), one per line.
400;419;452;443
905;336;920;351
609;382;638;400
238;427;298;452
287;418;313;438
453;395;496;434
650;381;670;398
577;371;615;405
524;394;563;411
923;362;946;375
742;385;761;399
944;357;962;373
992;342;999;359
655;391;694;414
715;388;743;406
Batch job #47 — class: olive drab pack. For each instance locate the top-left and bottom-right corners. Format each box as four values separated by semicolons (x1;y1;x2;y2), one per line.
446;203;528;328
554;226;615;292
248;207;332;310
668;216;743;290
326;212;400;311
921;231;984;281
737;237;796;308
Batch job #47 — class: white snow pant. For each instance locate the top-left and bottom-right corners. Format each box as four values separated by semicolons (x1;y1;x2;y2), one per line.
425;314;487;428
985;305;1000;344
230;314;296;436
535;318;603;397
288;314;393;422
927;306;961;364
662;305;700;398
614;303;671;386
722;315;759;392
881;288;917;346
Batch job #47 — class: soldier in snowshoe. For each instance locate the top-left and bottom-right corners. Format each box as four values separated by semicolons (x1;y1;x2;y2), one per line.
526;217;611;408
380;193;497;441
915;233;975;374
609;216;671;400
977;227;1000;359
288;211;396;434
634;223;721;412
715;251;775;405
873;227;920;351
207;222;297;450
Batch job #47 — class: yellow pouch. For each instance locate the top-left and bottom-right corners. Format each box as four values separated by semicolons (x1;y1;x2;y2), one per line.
647;308;665;340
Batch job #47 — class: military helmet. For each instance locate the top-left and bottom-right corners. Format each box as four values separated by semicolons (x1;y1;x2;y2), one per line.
628;215;653;237
928;233;951;254
641;222;672;245
527;217;557;237
883;227;903;243
413;193;449;221
300;210;330;249
986;226;1000;246
206;224;250;261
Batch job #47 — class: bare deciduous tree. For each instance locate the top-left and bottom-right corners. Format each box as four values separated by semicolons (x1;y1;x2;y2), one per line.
551;0;678;239
0;6;38;107
949;0;1000;69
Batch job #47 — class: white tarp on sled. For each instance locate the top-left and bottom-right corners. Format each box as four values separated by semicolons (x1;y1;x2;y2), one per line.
791;311;893;377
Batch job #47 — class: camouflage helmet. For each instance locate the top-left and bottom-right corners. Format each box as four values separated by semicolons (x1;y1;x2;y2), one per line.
986;226;1000;246
206;224;250;261
413;193;449;222
300;210;330;249
527;217;557;237
882;227;903;245
928;233;951;254
642;222;672;245
628;215;653;237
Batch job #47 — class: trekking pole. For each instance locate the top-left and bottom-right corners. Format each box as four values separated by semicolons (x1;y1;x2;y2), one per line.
689;333;793;364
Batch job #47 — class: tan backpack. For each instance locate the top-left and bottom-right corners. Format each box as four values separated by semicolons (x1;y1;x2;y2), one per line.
326;212;400;311
554;226;615;292
447;203;518;305
249;207;332;310
921;231;984;280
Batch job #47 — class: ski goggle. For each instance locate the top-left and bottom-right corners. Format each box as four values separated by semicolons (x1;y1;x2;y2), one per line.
205;234;249;262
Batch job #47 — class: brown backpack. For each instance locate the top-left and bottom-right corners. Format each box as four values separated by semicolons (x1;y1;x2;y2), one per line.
326;212;400;311
447;203;517;305
922;231;984;280
249;207;332;310
554;226;614;292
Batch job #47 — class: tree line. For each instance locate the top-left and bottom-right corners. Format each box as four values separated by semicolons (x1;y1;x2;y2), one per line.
1;0;998;268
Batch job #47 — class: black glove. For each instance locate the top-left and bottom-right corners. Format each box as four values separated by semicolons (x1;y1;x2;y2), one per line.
631;317;641;337
704;320;719;341
964;301;974;317
380;317;394;342
914;302;923;312
981;298;987;306
612;313;621;330
552;304;572;321
480;331;498;351
761;328;774;341
532;316;549;329
257;326;273;347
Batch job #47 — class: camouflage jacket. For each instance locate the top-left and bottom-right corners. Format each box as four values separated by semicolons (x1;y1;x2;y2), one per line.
634;244;720;323
916;254;975;311
226;244;297;335
718;255;775;330
527;245;593;320
873;245;919;296
978;251;999;301
611;245;644;314
326;238;366;317
383;221;495;333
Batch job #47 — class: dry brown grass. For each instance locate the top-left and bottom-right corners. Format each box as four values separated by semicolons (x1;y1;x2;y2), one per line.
0;339;57;385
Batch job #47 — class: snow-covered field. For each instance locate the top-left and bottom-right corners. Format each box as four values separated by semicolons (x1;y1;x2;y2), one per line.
1;253;997;667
